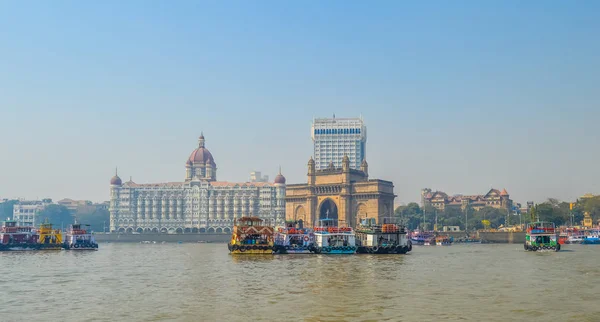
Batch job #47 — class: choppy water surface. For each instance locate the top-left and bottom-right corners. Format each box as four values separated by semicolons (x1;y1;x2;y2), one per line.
1;243;599;322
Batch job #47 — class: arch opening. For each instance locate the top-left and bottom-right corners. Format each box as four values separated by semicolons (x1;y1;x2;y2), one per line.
319;199;338;226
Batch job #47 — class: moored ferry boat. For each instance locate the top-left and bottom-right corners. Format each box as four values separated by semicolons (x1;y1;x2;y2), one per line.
581;229;600;245
64;222;98;250
410;230;434;245
0;219;39;251
313;219;356;254
435;235;452;246
355;218;411;254
273;220;314;254
37;220;64;250
524;221;560;252
228;217;275;254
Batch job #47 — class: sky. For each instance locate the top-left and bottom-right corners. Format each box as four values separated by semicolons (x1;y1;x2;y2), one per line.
1;1;599;205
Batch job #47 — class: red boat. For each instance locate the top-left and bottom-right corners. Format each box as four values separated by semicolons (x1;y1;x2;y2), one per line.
0;219;40;251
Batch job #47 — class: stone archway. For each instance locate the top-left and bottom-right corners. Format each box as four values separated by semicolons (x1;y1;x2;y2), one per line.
136;228;143;234
295;206;306;224
356;203;368;227
176;228;183;234
126;227;133;234
184;228;191;233
199;228;206;233
151;228;159;233
192;228;199;233
216;227;222;233
319;198;338;226
208;227;215;233
118;227;125;233
160;228;168;234
223;227;231;233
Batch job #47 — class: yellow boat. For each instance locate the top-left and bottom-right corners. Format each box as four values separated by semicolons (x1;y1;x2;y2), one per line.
37;219;63;250
228;217;274;254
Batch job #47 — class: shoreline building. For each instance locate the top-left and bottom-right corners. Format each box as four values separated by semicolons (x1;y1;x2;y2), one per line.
13;199;52;227
421;188;513;212
285;156;396;227
109;134;286;234
312;116;366;170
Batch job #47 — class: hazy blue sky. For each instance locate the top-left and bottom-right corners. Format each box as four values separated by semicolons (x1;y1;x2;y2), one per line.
1;1;599;205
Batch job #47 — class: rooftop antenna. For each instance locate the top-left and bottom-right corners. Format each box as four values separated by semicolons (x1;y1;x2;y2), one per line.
333;113;335;119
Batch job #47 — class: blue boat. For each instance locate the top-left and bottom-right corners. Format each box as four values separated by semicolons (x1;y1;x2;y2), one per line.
313;219;356;254
582;230;600;244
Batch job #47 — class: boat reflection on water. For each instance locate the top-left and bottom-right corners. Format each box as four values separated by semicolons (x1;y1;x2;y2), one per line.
230;254;275;264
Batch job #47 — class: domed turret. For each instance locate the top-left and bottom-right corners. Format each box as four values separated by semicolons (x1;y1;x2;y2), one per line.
185;133;217;182
110;168;122;185
500;188;509;196
188;132;216;166
274;166;286;185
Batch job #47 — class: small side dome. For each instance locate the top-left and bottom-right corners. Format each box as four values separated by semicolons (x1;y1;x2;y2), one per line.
110;168;122;185
274;174;286;184
110;175;122;185
274;166;286;184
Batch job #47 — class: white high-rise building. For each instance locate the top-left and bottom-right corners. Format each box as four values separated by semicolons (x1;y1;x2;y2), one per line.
109;134;286;234
311;116;367;170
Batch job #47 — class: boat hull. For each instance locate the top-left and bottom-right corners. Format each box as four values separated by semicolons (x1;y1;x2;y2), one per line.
273;245;314;254
0;243;62;251
228;243;273;254
582;238;600;245
314;246;356;254
524;243;560;252
63;243;99;250
356;245;409;254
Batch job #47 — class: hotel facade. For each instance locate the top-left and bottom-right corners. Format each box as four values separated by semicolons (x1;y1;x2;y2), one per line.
109;135;286;233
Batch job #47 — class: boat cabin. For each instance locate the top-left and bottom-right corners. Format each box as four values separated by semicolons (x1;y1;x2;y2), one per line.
232;216;274;245
314;219;355;247
355;218;407;247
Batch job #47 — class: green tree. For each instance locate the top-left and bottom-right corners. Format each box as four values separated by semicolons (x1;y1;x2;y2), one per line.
0;200;18;219
395;202;422;230
77;209;110;233
38;205;73;228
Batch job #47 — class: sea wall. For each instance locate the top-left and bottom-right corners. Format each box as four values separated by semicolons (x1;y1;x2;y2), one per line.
477;232;526;244
93;233;230;243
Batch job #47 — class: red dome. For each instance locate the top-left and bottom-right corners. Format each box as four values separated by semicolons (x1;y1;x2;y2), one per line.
500;188;509;196
274;174;286;184
110;175;122;185
188;134;216;165
188;148;215;165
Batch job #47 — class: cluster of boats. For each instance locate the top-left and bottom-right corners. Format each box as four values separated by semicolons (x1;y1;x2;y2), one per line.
0;219;98;251
227;217;412;255
409;231;459;246
525;221;600;251
558;227;600;245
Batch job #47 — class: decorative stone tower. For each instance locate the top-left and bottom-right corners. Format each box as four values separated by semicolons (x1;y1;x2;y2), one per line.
109;168;122;232
307;157;316;185
186;133;217;182
360;159;368;177
273;167;287;224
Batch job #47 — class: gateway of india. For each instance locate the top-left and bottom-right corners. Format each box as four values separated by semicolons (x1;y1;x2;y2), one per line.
109;134;286;233
285;156;396;228
285;116;396;227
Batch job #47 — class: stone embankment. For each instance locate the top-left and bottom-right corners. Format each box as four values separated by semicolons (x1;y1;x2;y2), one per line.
94;233;230;243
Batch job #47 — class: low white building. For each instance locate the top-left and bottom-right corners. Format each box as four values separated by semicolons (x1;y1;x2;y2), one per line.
13;200;51;227
109;134;286;233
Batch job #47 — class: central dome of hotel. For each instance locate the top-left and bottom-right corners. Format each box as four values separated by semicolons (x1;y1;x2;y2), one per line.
188;133;216;166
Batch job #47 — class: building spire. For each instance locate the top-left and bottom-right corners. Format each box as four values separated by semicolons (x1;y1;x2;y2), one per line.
198;133;205;148
115;167;118;176
278;165;282;175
